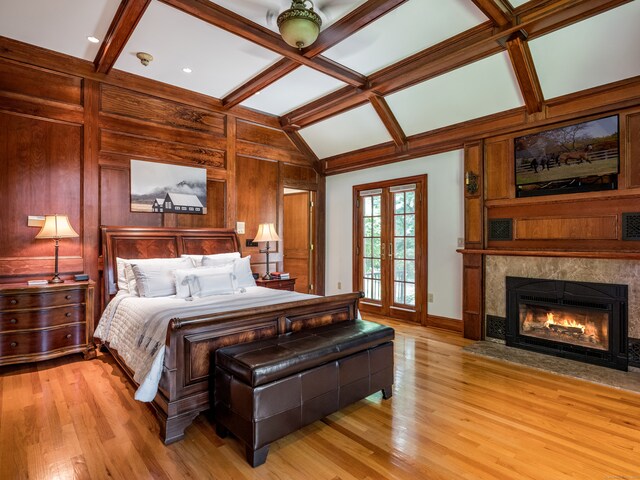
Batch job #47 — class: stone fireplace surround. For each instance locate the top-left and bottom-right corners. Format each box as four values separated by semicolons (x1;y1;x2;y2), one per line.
485;256;640;365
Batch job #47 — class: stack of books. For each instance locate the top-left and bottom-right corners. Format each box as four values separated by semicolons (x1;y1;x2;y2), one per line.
270;271;290;279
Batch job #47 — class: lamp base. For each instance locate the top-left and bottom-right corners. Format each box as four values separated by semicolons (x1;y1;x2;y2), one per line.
49;275;64;284
262;273;273;280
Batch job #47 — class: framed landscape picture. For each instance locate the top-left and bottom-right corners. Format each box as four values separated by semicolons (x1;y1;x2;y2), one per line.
514;115;619;197
130;160;207;214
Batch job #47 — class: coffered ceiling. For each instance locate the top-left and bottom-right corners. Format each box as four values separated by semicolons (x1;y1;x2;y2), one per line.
0;0;638;171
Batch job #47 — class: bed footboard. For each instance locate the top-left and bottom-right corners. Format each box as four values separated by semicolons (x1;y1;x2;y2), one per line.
153;292;360;444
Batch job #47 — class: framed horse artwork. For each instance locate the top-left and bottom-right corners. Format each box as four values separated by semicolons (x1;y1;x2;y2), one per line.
514;115;619;198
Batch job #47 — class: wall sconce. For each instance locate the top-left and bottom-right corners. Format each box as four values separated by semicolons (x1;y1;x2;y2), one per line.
465;171;479;195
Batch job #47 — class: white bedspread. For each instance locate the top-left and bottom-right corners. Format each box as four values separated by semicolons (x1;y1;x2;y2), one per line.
94;287;315;401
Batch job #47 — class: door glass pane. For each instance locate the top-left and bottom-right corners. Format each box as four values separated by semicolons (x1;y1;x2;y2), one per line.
406;191;415;213
362;193;382;302
406;238;415;259
394;215;404;236
393;190;417;308
394;260;405;281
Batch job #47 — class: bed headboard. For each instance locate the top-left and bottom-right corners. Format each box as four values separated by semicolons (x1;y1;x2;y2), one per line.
101;226;241;300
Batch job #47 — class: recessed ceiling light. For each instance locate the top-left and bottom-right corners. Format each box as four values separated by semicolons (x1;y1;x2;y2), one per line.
87;36;100;43
256;91;261;95
182;67;192;73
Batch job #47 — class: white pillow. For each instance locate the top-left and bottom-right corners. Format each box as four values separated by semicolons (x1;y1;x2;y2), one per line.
129;257;194;298
174;265;235;299
174;264;233;298
233;256;256;289
200;252;241;268
116;257;129;293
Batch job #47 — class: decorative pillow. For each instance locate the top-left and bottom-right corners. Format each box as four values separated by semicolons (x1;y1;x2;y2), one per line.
116;257;130;293
129;257;194;298
174;265;235;299
233;256;256;289
200;252;241;267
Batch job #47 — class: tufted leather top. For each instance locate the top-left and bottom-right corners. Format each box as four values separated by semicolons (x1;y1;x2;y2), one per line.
215;319;394;387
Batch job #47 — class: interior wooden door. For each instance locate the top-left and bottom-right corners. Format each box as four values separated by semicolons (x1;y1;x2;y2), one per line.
354;176;427;323
283;191;315;294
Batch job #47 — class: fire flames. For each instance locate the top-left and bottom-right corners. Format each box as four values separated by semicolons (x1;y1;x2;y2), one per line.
532;311;600;343
544;312;585;332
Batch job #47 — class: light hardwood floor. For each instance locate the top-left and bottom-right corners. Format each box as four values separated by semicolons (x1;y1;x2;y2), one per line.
1;316;640;480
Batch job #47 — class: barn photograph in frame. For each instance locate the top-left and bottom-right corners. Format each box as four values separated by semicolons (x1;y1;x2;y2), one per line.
130;160;207;214
514;115;619;197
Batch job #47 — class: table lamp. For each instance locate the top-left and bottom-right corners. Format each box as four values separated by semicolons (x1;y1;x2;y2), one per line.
35;214;79;283
253;223;280;280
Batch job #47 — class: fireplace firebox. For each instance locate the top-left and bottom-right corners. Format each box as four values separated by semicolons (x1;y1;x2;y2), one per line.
506;277;628;370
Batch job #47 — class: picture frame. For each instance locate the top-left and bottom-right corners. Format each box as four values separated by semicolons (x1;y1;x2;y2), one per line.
130;160;207;214
514;115;619;197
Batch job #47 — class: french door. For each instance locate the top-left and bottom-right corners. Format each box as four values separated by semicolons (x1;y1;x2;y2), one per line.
353;176;427;323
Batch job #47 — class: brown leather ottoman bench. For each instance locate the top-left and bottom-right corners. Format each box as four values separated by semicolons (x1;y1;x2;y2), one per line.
213;319;394;467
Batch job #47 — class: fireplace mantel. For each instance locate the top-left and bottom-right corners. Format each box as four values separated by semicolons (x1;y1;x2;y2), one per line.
457;249;640;260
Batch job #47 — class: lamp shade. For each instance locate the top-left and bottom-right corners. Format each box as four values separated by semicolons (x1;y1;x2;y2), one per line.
277;1;322;49
35;214;79;239
253;223;280;243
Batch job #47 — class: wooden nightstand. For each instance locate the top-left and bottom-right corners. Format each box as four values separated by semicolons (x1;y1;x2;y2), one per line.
255;278;296;291
0;281;95;366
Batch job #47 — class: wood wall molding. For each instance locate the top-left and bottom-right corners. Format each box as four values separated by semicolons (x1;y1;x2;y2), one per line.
94;0;151;74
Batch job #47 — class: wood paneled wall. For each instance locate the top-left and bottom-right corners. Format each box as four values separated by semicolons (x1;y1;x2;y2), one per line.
484;108;640;251
461;92;640;339
0;52;320;310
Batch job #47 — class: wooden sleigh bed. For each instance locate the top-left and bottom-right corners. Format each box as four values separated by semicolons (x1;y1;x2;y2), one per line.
99;226;361;444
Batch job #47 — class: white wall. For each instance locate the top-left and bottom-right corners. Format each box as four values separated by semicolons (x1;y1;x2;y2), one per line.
325;150;464;320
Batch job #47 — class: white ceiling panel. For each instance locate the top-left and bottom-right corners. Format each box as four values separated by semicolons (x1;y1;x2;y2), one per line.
386;52;523;136
323;0;487;75
114;1;282;99
0;0;120;60
530;2;640;100
299;104;392;159
208;0;368;33
241;66;346;115
508;0;531;7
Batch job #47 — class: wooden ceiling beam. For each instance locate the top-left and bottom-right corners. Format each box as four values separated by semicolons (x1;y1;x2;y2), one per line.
470;0;513;27
283;131;324;175
281;86;369;129
94;0;151;74
303;0;408;57
223;59;298;108
505;31;544;114
281;0;630;130
158;0;365;86
222;0;406;109
369;95;406;148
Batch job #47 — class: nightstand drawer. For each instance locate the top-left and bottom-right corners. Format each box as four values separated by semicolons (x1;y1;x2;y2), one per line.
256;278;296;291
0;305;85;331
0;289;85;310
0;324;86;356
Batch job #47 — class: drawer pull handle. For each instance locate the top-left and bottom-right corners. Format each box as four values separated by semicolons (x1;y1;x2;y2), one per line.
10;342;17;348
65;295;72;300
65;334;72;339
65;312;71;317
10;318;17;324
10;299;17;305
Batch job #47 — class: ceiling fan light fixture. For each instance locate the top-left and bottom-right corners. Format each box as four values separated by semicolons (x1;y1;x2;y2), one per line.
277;0;322;50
